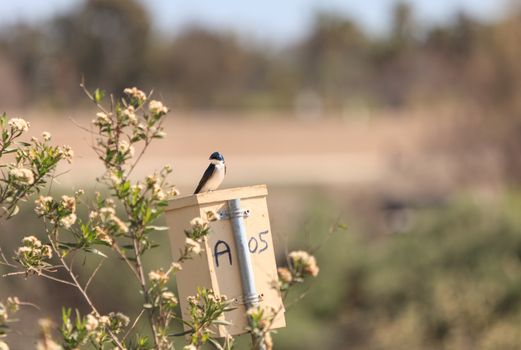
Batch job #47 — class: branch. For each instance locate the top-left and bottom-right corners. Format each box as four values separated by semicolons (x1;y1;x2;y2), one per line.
131;236;161;346
122;308;145;342
2;270;77;288
0;246;15;267
48;234;126;350
84;258;105;292
112;243;141;282
80;79;111;115
126;139;149;178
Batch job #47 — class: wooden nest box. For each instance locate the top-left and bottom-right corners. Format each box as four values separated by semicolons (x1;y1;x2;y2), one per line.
165;185;286;337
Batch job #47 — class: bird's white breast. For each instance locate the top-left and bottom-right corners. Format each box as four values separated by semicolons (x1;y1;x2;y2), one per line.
201;160;225;192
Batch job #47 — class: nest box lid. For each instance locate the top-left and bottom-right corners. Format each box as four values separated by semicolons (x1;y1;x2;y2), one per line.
166;184;268;211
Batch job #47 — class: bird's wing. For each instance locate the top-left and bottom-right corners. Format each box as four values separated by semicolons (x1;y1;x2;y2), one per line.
194;164;216;194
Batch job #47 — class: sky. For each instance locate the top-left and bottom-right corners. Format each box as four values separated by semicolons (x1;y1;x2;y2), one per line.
0;0;511;42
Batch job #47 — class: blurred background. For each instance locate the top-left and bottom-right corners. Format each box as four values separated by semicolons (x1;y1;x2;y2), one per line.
2;0;521;348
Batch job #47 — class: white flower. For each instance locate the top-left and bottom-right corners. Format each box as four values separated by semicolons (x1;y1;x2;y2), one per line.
118;140;134;157
112;216;129;233
9;167;34;185
183;345;197;350
167;187;180;198
92;112;111;126
187;296;198;306
16;246;32;255
148;269;168;283
0;340;10;350
60;195;76;212
161;291;177;303
99;207;116;220
145;175;158;186
190;217;207;230
106;171;121;185
124;87;147;102
41;245;53;259
122;106;137;124
278;267;293;283
131;183;144;192
6;297;20;309
152;184;166;200
98;315;110;325
42;131;51;141
22;235;41;247
205;209;219;222
60;145;74;163
35;196;53;215
60;213;77;229
149;100;168;115
8;118;29;133
112;312;130;327
85;314;99;332
288;250;320;277
185;237;202;255
171;262;182;272
94;227;113;245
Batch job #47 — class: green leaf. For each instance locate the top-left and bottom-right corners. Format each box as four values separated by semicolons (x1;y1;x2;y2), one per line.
84;247;107;258
94;88;105;103
62;307;72;326
2;148;17;154
336;223;348;230
208;338;225;350
92;239;112;247
58;242;81;250
212;319;232;326
146;225;169;231
8;205;19;218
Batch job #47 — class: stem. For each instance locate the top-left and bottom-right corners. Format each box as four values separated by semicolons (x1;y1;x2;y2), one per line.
122;308;145;342
131;236;161;347
126;139;149;178
48;235;126;350
0;246;15;267
84;258;105;292
112;242;141;282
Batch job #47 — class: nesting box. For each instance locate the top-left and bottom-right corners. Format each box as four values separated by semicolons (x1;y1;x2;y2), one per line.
165;185;286;337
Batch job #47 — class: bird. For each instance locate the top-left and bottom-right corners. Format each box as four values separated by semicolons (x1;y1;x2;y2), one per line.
194;152;226;194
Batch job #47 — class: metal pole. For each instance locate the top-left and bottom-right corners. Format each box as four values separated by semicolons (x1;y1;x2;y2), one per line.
227;198;266;350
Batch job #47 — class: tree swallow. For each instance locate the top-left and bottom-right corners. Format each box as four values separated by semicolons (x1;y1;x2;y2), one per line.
194;152;226;194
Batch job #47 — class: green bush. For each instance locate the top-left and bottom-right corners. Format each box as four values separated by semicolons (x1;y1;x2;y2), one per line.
277;194;521;349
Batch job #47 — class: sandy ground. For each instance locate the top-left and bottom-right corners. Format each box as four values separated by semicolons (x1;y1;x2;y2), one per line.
17;109;433;194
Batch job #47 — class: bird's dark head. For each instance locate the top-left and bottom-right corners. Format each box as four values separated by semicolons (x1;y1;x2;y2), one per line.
209;151;224;162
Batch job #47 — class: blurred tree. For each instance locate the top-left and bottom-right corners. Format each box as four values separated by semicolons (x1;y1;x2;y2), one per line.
299;12;371;109
390;2;414;50
54;0;151;95
0;0;521;124
277;196;521;350
0;24;46;104
157;26;273;108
